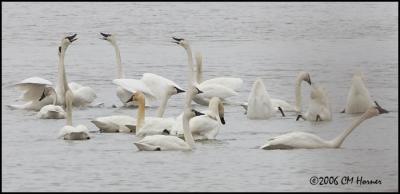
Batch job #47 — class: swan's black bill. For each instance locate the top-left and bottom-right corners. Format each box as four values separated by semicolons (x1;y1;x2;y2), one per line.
58;46;61;54
175;87;185;94
66;34;78;42
195;87;203;94
162;129;170;135
193;109;204;116
220;117;226;125
39;89;46;101
278;107;285;117
100;32;111;40
126;96;133;103
374;101;389;114
296;114;305;121
172;37;183;44
306;77;311;85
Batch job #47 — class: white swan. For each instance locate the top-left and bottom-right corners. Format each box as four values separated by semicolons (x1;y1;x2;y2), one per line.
9;34;97;110
194;51;243;91
170;97;226;140
37;87;65;119
241;71;311;113
100;33;185;108
134;86;200;151
297;84;332;122
172;37;238;106
57;36;90;140
260;105;388;150
246;78;285;119
342;72;387;114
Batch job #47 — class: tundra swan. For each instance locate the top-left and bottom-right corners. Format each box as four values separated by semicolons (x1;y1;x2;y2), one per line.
57;35;90;140
170;97;226;140
342;72;388;114
246;78;285;119
100;33;185;108
134;86;201;151
296;84;331;122
260;105;388;150
37;87;65;119
172;37;238;106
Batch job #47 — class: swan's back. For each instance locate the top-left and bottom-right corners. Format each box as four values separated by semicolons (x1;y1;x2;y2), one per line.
134;135;190;151
136;117;176;137
59;125;90;140
38;105;65;119
141;73;184;99
247;78;273;119
92;115;136;133
201;77;243;91
113;78;157;105
345;74;373;113
260;132;330;150
197;83;238;99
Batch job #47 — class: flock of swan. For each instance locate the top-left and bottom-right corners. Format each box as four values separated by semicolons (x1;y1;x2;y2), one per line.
8;33;389;151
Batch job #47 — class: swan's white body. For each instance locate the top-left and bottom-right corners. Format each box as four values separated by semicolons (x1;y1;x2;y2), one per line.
302;84;332;121
91;115;136;133
261;106;384;149
135;117;176;137
112;78;157;106
344;73;374;114
246;78;275;119
170;97;224;140
56;34;90;141
64;82;97;107
38;105;65;119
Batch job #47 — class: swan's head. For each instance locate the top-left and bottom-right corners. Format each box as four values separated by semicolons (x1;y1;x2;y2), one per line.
61;34;78;48
165;85;185;96
218;100;225;124
172;37;190;49
100;32;116;44
126;91;145;103
39;87;56;101
192;109;205;117
363;102;388;120
298;71;311;85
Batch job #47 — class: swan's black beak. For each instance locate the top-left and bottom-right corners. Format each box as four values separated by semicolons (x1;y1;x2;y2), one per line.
39;89;46;101
278;107;285;117
100;32;111;40
172;37;183;44
220;117;226;125
66;34;78;42
374;101;389;114
306;77;311;85
126;95;134;103
175;87;185;94
193;109;204;116
195;87;203;94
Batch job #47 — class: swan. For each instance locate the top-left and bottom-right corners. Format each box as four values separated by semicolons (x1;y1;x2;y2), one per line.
172;37;238;106
194;51;243;91
37;87;65;119
134;86;201;151
260;104;388;150
241;71;311;113
100;33;185;108
91;83;188;133
170;97;226;140
296;84;332;122
246;78;285;119
9;34;97;110
342;72;388;114
57;36;90;140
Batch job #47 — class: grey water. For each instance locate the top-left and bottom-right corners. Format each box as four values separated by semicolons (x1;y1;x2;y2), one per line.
1;2;398;192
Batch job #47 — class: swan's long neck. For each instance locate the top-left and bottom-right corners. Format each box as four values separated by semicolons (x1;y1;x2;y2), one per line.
209;99;220;118
183;89;195;148
112;42;124;79
195;52;203;83
65;90;73;126
52;92;57;105
184;46;196;85
58;46;71;107
329;114;368;148
156;94;170;117
295;76;303;113
135;96;145;133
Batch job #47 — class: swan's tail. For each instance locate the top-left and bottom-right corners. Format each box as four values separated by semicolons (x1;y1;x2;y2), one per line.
91;120;119;133
134;142;160;151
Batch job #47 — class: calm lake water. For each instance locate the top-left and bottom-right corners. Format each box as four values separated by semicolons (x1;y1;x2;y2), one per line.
2;2;398;192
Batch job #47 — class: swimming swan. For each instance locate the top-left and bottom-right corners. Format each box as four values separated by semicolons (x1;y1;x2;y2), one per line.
246;78;285;119
296;84;332;122
57;36;90;140
172;37;238;106
342;72;388;114
134;86;201;151
37;87;65;119
260;104;388;150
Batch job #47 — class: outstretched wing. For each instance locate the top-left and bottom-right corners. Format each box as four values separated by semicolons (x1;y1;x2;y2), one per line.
15;77;53;102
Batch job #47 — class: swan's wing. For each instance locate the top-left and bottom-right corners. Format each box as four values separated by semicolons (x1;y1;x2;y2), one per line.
260;132;327;149
137;117;176;137
135;135;188;151
113;79;157;102
68;82;83;91
197;83;238;99
15;77;53;102
141;73;184;99
201;77;243;91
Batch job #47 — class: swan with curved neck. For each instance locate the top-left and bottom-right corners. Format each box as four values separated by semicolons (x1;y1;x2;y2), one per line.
342;72;388;114
37;87;65;119
172;37;238;106
296;84;331;122
261;104;387;149
133;86;201;151
56;35;90;140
